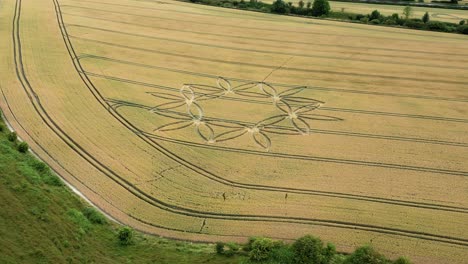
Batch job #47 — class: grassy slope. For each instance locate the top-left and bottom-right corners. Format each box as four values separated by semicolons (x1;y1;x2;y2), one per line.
0;119;242;264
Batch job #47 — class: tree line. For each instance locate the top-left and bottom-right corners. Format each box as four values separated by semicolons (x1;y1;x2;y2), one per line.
188;0;468;34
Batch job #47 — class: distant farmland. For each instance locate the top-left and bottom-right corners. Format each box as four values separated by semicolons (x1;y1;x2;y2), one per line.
0;0;467;263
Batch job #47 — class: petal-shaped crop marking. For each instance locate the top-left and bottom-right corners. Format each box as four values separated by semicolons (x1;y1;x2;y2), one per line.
235;91;270;99
188;84;223;92
208;120;246;129
155;120;192;132
256;115;287;127
217;77;232;92
233;82;258;92
148;92;183;101
214;128;247;142
278;86;305;97
301;114;343;121
196;122;215;142
292;118;311;135
293;103;322;114
180;85;195;101
275;101;292;115
282;96;324;105
152;101;186;111
258;82;277;97
252;131;271;151
187;102;204;120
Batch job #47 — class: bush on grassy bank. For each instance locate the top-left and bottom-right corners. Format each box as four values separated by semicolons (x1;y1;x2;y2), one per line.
216;236;412;264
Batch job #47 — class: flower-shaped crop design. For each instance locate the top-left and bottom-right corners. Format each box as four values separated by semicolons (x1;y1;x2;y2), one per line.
148;77;340;151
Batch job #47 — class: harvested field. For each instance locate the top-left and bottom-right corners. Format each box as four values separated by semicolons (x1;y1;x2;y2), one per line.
0;0;467;263
263;0;468;23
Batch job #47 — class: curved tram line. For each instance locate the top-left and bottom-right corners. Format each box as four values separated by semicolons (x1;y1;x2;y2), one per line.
64;22;468;70
7;0;467;247
61;10;468;62
65;30;468;86
53;0;468;236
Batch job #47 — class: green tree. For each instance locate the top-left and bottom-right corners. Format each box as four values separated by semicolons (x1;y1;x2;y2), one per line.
402;6;412;20
311;0;330;17
422;12;430;23
369;10;381;21
306;1;312;9
117;226;134;245
298;0;305;8
344;246;390;264
292;235;325;264
249;237;281;261
271;0;289;14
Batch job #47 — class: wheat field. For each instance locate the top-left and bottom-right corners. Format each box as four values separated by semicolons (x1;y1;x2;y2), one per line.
0;0;467;263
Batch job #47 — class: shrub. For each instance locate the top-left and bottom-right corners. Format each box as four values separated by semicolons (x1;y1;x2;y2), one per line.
369;10;381;21
224;242;240;257
271;245;294;264
344;246;389;264
271;0;289;13
405;19;425;29
292;235;325;264
370;19;381;24
426;21;449;31
311;0;330;17
117;226;134;245
249;237;281;261
8;131;17;142
384;18;397;25
0;124;5;132
83;207;107;224
18;142;29;153
215;242;225;254
457;24;468;34
355;14;365;20
360;17;369;23
460;20;465;25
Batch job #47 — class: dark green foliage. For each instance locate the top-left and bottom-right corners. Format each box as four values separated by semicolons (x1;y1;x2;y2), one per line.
405;19;425;29
249;237;281;261
298;0;305;8
422;12;430;23
457;24;468;34
216;242;225;254
306;1;312;8
369;10;381;20
311;0;330;16
292;235;325;264
460;20;466;25
224;242;240;257
0;124;5;132
271;0;289;14
83;207;107;224
7;131;17;142
425;21;449;31
117;226;134;245
344;246;390;264
370;19;381;24
17;142;29;153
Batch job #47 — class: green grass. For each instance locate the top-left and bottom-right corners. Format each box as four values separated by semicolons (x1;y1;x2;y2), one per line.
0;115;243;264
